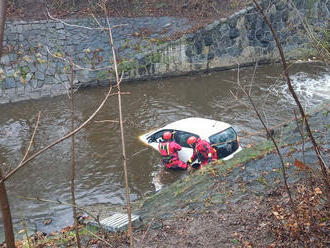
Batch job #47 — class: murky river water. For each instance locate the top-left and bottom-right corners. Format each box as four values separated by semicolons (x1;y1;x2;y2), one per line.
0;62;329;238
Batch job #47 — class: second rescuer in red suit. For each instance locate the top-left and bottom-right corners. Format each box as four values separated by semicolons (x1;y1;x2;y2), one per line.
187;136;217;167
158;131;189;170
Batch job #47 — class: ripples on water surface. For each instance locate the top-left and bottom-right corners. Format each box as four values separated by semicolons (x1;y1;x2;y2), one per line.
0;62;329;236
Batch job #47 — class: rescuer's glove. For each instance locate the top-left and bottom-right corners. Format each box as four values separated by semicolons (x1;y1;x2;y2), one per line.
192;163;201;169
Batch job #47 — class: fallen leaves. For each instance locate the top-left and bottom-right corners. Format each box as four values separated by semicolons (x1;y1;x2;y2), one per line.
314;187;322;194
293;159;310;171
43;218;52;225
269;182;329;247
272;211;284;220
60;225;75;233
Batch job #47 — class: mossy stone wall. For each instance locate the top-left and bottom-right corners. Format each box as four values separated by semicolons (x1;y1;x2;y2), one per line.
0;0;328;103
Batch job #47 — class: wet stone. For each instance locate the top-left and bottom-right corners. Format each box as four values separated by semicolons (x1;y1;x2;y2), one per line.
229;28;240;39
35;71;45;81
37;80;45;88
1;55;10;64
55;23;64;29
150;221;163;230
4;79;17;89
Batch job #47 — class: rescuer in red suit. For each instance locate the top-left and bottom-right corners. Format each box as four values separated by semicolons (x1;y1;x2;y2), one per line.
186;136;217;168
158;131;189;170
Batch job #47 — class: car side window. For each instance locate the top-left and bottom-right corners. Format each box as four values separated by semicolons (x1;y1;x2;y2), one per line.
173;131;199;148
147;129;173;143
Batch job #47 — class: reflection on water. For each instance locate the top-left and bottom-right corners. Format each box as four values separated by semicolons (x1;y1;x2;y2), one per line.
0;62;329;237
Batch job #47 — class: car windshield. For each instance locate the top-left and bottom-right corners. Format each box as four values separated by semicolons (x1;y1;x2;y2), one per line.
209;127;237;145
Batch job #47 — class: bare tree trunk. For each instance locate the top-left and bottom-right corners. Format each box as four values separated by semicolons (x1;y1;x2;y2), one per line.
236;64;294;208
69;59;81;248
0;168;15;248
250;93;294;206
252;0;330;205
0;1;15;247
0;0;7;55
104;6;134;247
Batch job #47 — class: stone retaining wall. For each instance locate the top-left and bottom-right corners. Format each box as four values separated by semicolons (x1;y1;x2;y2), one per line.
0;0;329;103
141;0;329;77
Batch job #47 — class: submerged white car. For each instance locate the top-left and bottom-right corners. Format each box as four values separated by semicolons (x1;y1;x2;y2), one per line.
139;117;242;162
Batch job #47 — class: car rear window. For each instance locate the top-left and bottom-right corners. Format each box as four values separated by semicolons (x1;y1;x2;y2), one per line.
209;127;237;145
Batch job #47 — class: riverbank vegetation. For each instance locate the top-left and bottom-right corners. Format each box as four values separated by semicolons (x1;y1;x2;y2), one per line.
7;0;251;21
0;0;329;247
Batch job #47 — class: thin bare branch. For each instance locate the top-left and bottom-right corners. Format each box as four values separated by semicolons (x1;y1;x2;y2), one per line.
289;1;330;64
128;148;148;160
229;89;239;101
248;62;258;96
110;91;131;95
138;218;154;248
82;227;113;247
236;62;295;209
253;0;330;205
20;214;33;248
18;112;41;167
94;120;119;124
91;13;103;28
294;110;315;226
1;84;115;183
47;9;127;31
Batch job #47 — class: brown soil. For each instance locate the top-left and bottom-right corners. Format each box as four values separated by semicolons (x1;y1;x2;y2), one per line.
6;0;251;24
123;195;273;248
83;184;329;248
6;1;252;43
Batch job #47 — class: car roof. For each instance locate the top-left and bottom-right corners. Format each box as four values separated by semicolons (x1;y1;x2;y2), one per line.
163;117;231;138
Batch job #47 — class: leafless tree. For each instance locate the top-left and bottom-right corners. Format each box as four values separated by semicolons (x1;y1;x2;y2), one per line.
289;0;330;66
234;63;295;208
101;2;134;246
252;0;329;205
69;58;81;248
0;1;16;247
0;168;15;248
